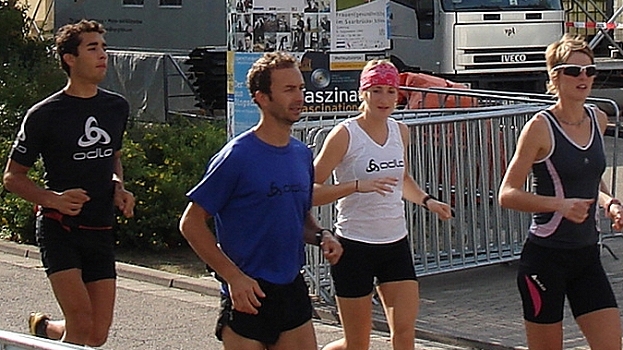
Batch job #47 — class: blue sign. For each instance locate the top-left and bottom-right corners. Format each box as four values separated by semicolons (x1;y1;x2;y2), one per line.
232;52;263;137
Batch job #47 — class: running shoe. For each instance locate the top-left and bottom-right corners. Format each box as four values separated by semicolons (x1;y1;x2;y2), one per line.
28;312;50;338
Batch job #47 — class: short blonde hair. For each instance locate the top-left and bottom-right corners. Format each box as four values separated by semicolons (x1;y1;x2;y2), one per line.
545;34;594;94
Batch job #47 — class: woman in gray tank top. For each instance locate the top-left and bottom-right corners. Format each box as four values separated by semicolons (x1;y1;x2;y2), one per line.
499;34;623;350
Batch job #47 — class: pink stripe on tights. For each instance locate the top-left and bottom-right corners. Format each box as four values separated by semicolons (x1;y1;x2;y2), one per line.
525;275;542;317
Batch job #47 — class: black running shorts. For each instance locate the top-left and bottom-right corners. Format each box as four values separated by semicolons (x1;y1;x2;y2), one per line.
517;239;617;324
331;236;418;298
36;216;117;283
215;273;313;345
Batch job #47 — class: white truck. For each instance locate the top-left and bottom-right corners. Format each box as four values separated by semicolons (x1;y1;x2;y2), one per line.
388;0;564;91
50;0;566;118
52;0;563;92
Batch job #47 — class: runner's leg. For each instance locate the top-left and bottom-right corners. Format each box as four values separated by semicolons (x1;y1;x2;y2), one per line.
270;320;316;350
84;278;116;346
48;268;93;345
377;280;419;350
322;294;373;350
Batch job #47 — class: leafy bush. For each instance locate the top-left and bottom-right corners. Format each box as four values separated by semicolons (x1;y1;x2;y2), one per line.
1;117;226;249
0;138;44;243
0;2;63;242
115;117;226;250
0;2;227;250
0;1;66;139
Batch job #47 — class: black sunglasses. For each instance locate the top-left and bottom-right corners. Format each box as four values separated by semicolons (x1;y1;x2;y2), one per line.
551;64;597;77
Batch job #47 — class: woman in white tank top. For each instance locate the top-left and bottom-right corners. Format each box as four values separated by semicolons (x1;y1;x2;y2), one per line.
314;59;453;350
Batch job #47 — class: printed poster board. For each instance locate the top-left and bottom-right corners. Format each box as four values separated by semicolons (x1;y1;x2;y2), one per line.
227;0;389;137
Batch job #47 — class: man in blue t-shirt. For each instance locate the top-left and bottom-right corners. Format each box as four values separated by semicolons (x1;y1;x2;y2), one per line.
180;52;342;349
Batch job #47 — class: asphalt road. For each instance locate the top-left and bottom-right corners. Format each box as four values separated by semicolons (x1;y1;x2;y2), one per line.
0;250;472;349
3;134;622;350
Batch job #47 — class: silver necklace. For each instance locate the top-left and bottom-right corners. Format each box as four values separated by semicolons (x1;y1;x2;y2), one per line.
558;114;587;126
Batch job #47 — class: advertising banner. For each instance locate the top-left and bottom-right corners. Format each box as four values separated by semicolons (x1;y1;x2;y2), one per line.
230;52;263;139
229;0;388;54
300;51;365;113
227;0;389;137
333;0;390;51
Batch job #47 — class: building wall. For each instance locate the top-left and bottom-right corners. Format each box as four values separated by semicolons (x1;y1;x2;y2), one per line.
54;0;226;52
19;0;55;35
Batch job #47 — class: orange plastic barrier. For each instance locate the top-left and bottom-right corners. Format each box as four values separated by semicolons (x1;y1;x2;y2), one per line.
398;72;477;109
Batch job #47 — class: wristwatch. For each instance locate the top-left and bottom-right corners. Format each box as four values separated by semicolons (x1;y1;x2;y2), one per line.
606;198;622;213
315;229;334;246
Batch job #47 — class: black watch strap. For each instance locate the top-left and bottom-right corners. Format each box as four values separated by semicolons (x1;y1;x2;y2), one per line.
315;229;334;245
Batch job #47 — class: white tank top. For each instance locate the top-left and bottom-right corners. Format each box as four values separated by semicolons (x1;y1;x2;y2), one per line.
334;117;408;244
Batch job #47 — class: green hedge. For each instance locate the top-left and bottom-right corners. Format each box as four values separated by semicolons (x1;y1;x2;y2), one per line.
0;2;227;250
0;2;64;242
0;138;44;243
0;1;67;140
0;117;226;250
116;117;226;250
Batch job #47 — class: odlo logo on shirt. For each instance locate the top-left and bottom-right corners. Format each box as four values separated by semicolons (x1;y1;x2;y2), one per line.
366;158;404;173
267;182;309;197
73;116;113;161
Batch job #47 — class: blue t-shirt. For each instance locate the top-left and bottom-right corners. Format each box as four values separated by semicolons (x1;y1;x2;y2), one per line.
187;130;313;285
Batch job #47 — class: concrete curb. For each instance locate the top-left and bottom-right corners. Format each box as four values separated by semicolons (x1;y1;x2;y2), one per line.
0;240;39;259
115;262;222;297
0;239;222;296
415;329;518;350
0;239;516;350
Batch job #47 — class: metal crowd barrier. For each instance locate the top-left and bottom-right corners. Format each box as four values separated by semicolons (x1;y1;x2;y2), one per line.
0;330;86;349
298;87;621;304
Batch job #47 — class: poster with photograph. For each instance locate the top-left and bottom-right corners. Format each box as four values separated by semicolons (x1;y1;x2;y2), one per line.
230;0;333;53
227;0;389;136
230;0;388;54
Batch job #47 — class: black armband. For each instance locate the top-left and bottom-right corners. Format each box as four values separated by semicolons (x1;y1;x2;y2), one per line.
315;229;334;246
607;198;622;213
422;194;436;210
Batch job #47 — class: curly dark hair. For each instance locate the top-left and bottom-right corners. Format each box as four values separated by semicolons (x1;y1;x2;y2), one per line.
246;52;298;104
55;19;106;75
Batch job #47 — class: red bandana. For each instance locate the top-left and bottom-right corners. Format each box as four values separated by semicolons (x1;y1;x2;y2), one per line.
359;62;400;92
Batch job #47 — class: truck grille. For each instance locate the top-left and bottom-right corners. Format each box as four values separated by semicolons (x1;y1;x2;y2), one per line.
457;47;548;72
